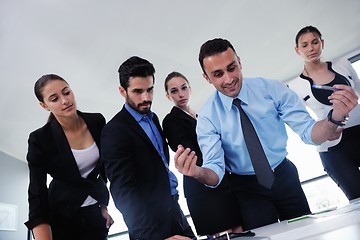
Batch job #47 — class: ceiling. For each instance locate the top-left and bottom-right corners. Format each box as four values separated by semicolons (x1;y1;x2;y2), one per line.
1;0;360;162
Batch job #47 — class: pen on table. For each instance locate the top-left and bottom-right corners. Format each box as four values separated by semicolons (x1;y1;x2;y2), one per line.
312;84;338;91
287;215;310;223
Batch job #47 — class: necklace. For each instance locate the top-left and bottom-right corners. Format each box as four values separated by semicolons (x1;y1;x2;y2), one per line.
177;106;197;119
184;110;197;119
303;66;310;77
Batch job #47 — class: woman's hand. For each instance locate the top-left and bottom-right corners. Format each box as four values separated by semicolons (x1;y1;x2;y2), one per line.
100;206;114;229
330;84;358;120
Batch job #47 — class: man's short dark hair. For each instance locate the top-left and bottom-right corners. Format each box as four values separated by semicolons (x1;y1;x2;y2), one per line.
198;38;237;74
118;56;156;90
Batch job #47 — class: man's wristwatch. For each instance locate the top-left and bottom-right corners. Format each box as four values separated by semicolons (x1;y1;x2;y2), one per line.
327;109;349;126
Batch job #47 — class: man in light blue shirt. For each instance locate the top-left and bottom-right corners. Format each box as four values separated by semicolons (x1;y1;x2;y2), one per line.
174;38;358;230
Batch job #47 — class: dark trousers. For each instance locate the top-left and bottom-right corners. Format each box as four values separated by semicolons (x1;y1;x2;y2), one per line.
319;125;360;200
128;196;194;240
185;174;242;235
51;203;108;240
170;196;195;238
228;159;311;230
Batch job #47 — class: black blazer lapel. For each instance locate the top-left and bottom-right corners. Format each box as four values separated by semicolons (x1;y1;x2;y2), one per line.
82;112;101;150
152;113;170;163
120;107;170;162
50;118;81;179
121;107;158;151
79;112;104;180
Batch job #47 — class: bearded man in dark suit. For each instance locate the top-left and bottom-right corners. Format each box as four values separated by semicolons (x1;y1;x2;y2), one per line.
101;56;194;240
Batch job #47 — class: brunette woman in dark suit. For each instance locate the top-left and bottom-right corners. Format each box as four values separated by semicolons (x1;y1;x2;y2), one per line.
162;72;243;237
25;74;113;240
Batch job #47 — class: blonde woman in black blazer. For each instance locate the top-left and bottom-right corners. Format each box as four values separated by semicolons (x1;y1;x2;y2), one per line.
25;74;113;240
162;72;243;237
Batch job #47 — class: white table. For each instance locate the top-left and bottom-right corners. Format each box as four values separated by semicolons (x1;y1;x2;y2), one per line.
241;198;360;240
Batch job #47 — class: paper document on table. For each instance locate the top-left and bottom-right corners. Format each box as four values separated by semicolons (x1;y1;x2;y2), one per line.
344;104;360;128
308;201;360;218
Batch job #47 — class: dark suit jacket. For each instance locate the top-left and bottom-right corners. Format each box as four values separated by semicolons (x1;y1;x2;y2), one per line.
25;111;109;230
101;106;180;239
162;107;206;197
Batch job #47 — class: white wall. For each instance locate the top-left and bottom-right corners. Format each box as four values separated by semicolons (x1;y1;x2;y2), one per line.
0;151;29;240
